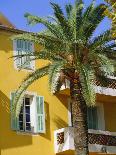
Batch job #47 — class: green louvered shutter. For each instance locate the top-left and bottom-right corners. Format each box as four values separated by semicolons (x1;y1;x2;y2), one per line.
26;41;31;68
36;96;45;133
10;92;19;130
14;40;21;67
87;107;98;130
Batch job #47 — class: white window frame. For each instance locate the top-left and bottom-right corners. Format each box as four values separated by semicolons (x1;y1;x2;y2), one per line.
13;40;35;72
68;98;72;126
17;91;37;134
19;96;32;132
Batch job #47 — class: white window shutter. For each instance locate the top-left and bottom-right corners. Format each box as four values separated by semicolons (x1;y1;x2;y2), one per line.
10;92;19;130
36;96;45;133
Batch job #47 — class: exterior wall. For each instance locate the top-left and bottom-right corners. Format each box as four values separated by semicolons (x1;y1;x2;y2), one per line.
104;102;116;132
0;30;116;155
97;94;116;132
0;30;69;155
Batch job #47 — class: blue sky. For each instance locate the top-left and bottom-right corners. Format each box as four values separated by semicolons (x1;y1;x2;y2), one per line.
0;0;111;36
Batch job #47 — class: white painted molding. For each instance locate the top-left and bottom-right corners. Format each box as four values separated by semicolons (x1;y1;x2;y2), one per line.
60;79;116;96
107;75;116;80
68;98;72;127
95;86;116;96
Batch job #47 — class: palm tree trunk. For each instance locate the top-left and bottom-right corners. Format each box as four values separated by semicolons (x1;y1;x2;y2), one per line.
70;75;89;155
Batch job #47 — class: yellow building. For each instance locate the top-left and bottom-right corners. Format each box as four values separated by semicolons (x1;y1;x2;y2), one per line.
0;15;116;155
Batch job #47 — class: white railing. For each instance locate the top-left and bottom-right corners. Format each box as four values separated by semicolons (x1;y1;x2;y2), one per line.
54;127;116;154
60;79;116;96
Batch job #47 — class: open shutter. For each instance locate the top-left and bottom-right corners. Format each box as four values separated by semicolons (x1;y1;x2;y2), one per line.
36;96;45;133
10;92;19;130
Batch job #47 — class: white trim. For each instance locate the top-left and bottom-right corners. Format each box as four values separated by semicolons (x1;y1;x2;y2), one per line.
107;75;116;80
68;98;72;126
24;91;37;134
88;129;116;136
95;86;116;96
16;91;37;135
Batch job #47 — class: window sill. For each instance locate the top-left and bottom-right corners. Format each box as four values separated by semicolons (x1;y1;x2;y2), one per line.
17;131;39;136
14;66;35;73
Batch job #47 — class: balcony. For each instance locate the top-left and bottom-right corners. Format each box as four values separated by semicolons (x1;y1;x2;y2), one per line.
60;78;116;97
54;127;116;154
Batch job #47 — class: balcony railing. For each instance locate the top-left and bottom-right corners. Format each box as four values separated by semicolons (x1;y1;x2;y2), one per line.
54;127;116;154
60;78;116;96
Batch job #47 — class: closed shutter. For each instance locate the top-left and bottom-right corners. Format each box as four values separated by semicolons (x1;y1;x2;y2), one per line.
14;39;34;69
87;107;98;130
15;40;22;67
92;107;98;129
26;41;31;68
10;92;19;130
36;96;45;133
21;40;26;67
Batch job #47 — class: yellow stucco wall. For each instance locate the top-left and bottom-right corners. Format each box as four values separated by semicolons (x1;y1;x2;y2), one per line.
97;94;116;132
104;102;116;132
0;30;69;155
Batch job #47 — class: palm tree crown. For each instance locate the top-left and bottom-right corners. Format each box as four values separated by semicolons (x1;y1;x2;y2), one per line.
12;0;115;116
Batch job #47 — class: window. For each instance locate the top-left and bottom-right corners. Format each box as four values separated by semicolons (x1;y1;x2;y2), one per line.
19;97;31;131
87;107;98;130
10;92;45;134
68;101;105;130
13;39;35;70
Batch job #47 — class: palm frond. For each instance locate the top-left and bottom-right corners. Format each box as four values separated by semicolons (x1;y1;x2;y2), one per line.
91;53;114;76
76;0;94;42
48;61;66;93
50;2;72;40
79;65;96;106
13;65;50;116
24;13;66;40
95;42;116;59
68;0;84;40
90;30;112;50
65;3;73;19
84;4;107;40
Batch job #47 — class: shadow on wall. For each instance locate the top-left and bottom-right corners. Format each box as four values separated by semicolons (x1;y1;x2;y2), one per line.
0;90;32;153
56;94;69;110
53;115;68;129
53;94;69;129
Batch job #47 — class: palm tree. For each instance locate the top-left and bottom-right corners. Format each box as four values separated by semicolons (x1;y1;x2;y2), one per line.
104;0;116;37
12;1;116;155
